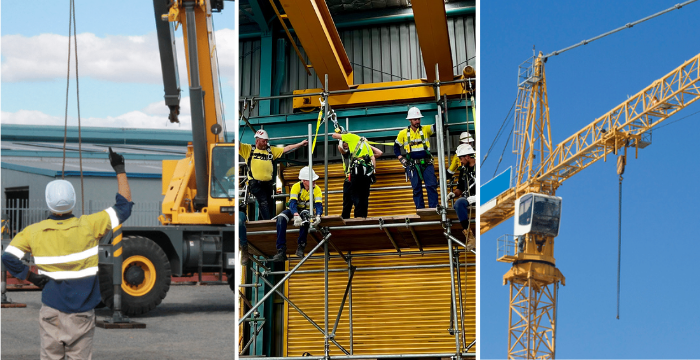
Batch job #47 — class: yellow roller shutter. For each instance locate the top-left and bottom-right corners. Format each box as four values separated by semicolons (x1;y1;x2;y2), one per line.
284;248;475;356
282;159;454;218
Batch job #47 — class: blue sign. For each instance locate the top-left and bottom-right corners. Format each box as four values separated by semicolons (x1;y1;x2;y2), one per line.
481;167;513;205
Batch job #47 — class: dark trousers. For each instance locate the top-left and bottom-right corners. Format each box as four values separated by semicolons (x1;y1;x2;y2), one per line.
249;180;274;220
351;174;371;218
409;163;438;209
341;180;353;219
239;211;247;247
454;197;471;229
276;209;309;250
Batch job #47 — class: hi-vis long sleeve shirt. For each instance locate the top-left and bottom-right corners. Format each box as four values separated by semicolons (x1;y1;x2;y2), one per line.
1;193;133;313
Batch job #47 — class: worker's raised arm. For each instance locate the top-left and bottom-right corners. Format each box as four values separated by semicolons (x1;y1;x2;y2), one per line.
370;145;383;158
109;148;134;225
283;139;309;153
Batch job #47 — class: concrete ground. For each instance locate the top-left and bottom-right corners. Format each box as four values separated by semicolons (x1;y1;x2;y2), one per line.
1;284;235;359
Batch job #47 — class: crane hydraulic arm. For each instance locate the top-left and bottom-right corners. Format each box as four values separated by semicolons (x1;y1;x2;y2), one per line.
153;0;237;225
481;52;700;234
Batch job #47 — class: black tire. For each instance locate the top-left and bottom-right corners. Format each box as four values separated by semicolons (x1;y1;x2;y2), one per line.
226;270;235;292
99;236;171;316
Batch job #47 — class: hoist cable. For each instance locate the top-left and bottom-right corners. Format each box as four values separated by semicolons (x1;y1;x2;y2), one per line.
71;0;86;214
544;0;698;59
481;96;516;167
617;174;623;320
493;125;514;178
61;0;73;179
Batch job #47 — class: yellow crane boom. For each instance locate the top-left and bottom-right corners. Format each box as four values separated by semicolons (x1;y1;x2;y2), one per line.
481;52;700;234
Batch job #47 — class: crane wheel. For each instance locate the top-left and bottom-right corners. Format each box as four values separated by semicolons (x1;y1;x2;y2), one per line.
99;236;171;316
226;270;235;292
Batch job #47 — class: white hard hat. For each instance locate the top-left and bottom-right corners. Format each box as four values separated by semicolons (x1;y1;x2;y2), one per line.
459;132;474;143
298;166;319;181
456;144;475;157
406;107;423;119
45;180;76;214
254;129;269;140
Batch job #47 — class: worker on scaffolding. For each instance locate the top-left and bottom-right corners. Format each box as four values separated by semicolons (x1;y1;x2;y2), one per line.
271;166;323;262
333;131;383;219
395;107;438;209
448;132;475;177
448;144;476;250
239;129;308;220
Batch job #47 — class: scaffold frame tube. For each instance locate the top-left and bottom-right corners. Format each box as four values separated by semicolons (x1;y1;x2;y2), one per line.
256;272;350;354
255;353;475;360
238;233;330;325
266;262;475;276
266;121;472;142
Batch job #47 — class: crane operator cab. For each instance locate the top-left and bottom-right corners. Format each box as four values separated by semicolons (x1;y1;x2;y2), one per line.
209;144;238;219
513;193;562;260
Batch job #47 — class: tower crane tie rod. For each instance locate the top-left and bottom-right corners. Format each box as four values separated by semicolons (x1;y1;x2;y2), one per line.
544;0;698;59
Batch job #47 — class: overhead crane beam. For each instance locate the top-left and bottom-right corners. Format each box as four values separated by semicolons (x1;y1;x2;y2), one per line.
411;0;455;82
481;52;700;234
278;0;353;90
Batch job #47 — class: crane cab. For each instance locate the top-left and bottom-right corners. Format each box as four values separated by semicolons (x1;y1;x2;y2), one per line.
514;193;562;238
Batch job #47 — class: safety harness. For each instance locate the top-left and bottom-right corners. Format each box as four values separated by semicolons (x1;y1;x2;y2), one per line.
346;139;375;184
246;145;274;181
403;125;433;181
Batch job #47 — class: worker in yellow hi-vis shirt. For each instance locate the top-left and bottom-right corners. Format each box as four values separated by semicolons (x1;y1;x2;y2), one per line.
271;167;323;262
1;148;133;360
332;131;383;218
395;107;438;209
239;129;307;221
448;132;475;176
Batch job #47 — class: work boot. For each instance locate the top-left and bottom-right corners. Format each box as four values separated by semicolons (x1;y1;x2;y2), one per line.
463;229;476;251
240;244;251;266
296;243;306;258
271;247;287;262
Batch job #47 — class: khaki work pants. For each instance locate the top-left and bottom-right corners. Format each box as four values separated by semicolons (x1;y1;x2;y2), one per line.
39;305;95;360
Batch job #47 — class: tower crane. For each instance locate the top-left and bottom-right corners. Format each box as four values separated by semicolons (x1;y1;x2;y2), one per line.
479;2;700;357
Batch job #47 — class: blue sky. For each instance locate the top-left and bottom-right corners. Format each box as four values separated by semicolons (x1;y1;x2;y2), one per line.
1;1;235;131
479;1;700;358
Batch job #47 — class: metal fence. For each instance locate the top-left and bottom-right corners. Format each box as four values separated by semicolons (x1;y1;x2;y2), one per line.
2;199;162;238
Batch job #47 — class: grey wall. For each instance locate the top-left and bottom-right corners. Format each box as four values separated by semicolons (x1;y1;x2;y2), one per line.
1;169;163;230
240;15;476;116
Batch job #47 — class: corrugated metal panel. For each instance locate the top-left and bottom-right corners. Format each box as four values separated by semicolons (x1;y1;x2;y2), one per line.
239;15;475;115
285;249;475;356
281;158;454;218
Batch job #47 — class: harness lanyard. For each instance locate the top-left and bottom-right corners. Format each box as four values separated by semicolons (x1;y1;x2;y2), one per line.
311;107;324;153
247;145;273;181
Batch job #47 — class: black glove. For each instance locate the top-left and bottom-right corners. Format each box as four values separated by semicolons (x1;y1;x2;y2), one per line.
27;272;50;288
108;147;126;174
399;157;409;168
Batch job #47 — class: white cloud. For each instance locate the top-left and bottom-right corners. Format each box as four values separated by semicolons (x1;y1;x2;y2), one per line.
2;98;237;132
1;29;235;86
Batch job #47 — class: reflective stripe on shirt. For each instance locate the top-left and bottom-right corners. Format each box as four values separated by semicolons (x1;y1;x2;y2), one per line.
105;207;120;229
4;245;25;259
33;246;98;265
39;266;99;280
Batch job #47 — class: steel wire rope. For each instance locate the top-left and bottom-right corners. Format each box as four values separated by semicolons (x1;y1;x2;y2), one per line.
71;0;86;214
651;109;700;131
492;125;514;178
481;96;516;168
61;0;86;213
452;55;476;70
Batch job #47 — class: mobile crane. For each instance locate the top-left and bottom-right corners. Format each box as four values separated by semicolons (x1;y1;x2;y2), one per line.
97;0;237;316
480;45;700;360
